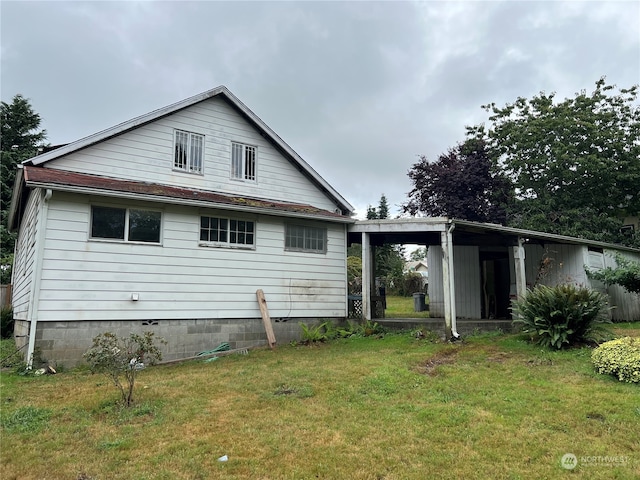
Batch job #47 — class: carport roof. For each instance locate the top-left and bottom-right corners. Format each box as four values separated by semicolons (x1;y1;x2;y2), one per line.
348;218;640;253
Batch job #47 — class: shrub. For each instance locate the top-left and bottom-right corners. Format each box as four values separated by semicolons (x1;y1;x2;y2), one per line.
512;284;611;349
83;332;166;407
299;321;331;344
1;307;13;339
592;337;640;383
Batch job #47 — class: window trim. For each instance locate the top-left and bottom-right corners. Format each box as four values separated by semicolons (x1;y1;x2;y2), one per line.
230;141;257;182
89;205;163;245
199;214;256;250
284;223;327;254
173;129;204;175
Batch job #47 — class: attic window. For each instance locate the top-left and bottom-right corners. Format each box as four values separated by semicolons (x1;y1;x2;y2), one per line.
174;130;204;174
231;142;256;181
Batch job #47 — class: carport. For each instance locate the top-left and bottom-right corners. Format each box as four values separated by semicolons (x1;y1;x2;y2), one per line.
346;217;604;340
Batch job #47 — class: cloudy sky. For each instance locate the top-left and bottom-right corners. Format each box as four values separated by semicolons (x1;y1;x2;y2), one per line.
1;0;639;218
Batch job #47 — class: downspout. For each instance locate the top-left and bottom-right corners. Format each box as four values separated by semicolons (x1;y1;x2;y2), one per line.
26;188;52;369
447;221;460;339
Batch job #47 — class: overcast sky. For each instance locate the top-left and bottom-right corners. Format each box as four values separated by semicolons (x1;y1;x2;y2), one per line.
1;0;639;218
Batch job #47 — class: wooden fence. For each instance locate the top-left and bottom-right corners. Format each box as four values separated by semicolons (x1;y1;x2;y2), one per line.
1;284;11;308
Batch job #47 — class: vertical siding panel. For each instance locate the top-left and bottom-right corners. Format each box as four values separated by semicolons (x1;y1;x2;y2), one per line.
427;245;480;319
604;251;640;321
453;246;481;318
427;246;444;317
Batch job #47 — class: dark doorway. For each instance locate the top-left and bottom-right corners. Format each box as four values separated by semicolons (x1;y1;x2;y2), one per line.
480;251;511;319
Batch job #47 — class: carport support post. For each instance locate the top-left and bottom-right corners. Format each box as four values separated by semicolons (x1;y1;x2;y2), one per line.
514;237;527;300
440;230;454;340
361;232;372;320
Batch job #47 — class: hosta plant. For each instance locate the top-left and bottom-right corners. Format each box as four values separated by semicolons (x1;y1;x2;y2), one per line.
512;284;611;349
592;337;640;383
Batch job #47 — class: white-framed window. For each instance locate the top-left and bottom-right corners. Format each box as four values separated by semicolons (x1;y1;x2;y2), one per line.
90;206;162;243
200;216;255;248
285;224;326;253
174;130;204;174
231;142;256;181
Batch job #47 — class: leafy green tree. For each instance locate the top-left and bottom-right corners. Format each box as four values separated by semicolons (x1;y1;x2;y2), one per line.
409;247;428;262
467;77;640;245
404;138;513;223
1;95;47;283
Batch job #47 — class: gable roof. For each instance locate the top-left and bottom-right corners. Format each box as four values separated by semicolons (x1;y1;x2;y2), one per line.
23;85;354;215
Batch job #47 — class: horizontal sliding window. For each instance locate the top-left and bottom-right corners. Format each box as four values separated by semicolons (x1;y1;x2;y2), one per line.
285;224;326;253
91;206;161;243
200;216;255;247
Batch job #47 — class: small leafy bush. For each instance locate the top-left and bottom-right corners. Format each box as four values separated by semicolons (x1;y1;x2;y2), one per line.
512;284;611;349
299;321;332;344
83;332;166;407
592;337;640;383
1;307;14;339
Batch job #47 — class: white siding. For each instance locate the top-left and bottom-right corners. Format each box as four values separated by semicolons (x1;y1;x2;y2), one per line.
35;192;347;322
523;244;588;288
524;244;640;322
48;97;339;212
427;245;481;318
11;189;42;321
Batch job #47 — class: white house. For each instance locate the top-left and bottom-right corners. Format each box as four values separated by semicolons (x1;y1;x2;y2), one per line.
8;86;355;366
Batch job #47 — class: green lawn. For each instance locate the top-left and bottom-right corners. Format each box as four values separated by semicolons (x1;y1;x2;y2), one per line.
385;294;430;318
1;325;639;479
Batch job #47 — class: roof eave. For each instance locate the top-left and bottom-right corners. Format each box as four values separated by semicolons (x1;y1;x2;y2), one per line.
24;181;356;224
452;219;640;253
7;166;25;231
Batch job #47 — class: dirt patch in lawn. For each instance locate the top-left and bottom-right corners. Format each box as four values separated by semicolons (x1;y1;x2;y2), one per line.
417;347;461;376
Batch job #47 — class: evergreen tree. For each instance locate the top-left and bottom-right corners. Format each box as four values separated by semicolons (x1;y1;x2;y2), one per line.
1;94;47;283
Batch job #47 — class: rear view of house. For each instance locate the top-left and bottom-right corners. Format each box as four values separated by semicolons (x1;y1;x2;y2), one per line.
8;86;354;367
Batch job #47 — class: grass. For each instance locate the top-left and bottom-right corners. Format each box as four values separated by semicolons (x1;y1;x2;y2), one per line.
1;325;639;479
385;294;430;318
0;337;25;369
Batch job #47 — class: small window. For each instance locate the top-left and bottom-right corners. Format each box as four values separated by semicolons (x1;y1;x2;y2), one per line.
91;206;161;243
174;130;204;174
200;216;254;247
285;224;326;253
231;142;256;181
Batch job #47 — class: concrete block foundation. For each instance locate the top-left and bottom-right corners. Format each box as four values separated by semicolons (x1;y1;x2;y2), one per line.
14;317;341;368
